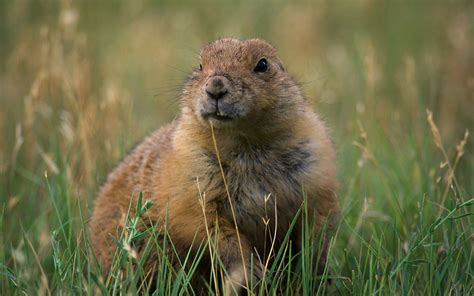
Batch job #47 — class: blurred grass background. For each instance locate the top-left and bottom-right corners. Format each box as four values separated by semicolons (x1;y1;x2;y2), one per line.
0;0;473;294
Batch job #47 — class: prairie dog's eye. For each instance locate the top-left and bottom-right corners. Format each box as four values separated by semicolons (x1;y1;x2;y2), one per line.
199;64;203;71
254;58;268;73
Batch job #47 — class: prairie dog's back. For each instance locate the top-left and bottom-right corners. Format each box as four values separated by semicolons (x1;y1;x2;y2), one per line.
89;123;176;268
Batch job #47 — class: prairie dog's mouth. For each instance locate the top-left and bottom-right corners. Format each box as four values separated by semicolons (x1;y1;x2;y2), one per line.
200;101;239;122
197;90;246;124
202;110;234;122
209;112;234;121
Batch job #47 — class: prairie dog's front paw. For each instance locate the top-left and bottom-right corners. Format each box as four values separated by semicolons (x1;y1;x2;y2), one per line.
224;262;262;296
224;266;246;296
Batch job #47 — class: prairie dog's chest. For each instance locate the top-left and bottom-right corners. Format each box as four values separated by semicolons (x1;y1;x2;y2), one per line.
199;141;314;227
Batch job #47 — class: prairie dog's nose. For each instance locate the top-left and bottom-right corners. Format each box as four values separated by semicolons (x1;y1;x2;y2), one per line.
205;76;229;100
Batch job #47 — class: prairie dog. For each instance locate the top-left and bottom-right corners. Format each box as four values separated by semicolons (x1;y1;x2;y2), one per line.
90;38;339;294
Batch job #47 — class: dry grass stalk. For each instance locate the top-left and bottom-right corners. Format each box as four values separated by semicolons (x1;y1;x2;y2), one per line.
426;109;443;150
209;122;250;293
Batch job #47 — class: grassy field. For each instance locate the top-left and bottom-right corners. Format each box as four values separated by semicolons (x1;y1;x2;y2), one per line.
1;0;473;295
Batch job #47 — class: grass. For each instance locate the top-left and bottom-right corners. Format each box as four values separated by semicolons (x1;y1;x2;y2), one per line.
1;0;473;295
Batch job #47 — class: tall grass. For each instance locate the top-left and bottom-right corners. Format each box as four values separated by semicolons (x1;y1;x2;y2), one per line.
1;1;473;295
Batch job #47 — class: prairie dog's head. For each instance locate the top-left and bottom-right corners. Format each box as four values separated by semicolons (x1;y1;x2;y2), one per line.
181;38;304;129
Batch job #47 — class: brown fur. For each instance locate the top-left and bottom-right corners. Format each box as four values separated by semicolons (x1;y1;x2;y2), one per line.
89;38;339;294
